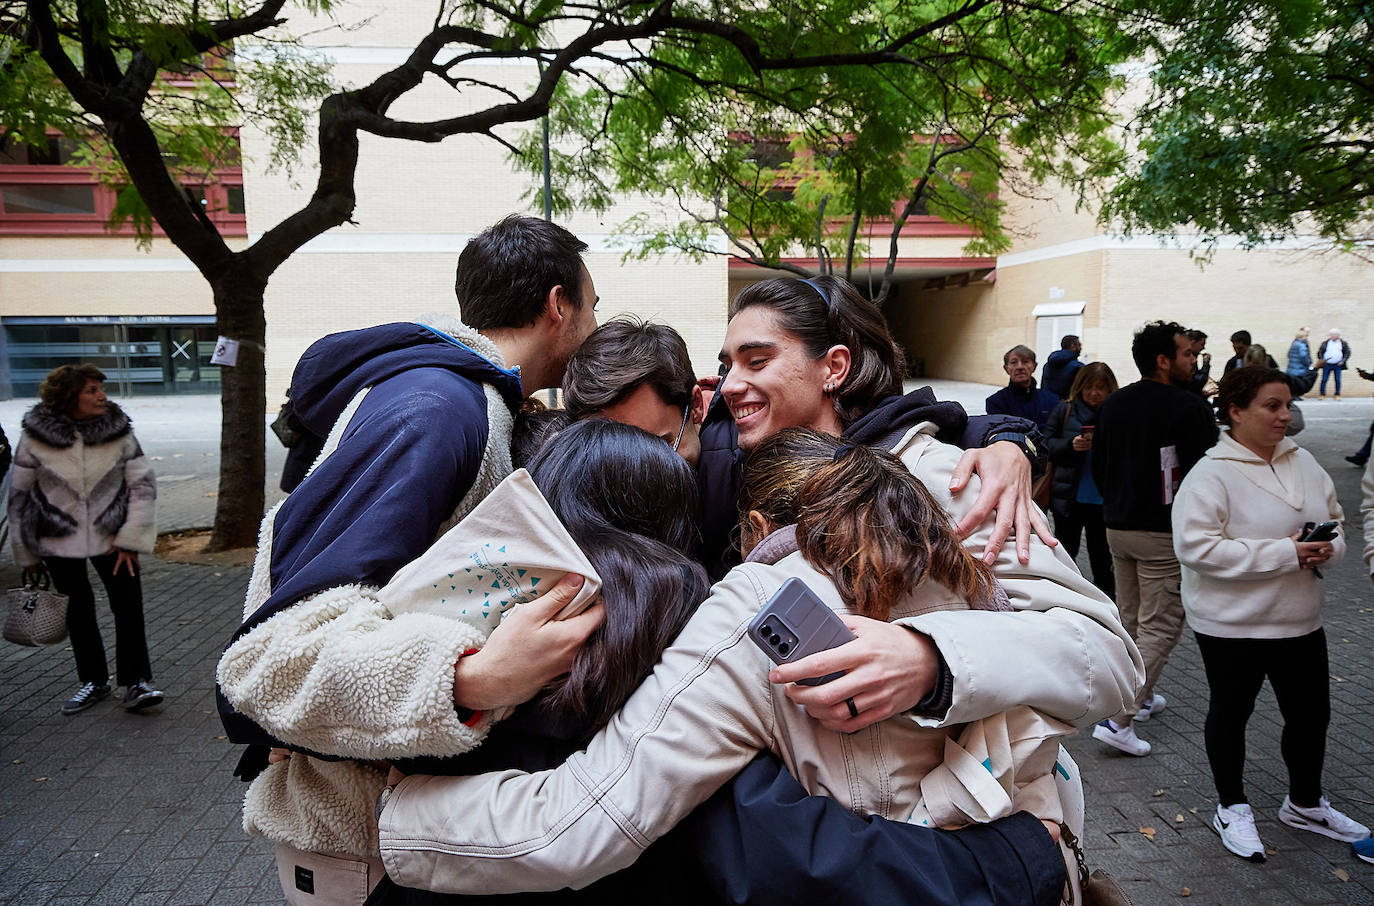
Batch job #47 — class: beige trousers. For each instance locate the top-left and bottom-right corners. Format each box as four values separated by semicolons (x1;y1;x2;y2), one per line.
275;842;385;906
1105;528;1185;725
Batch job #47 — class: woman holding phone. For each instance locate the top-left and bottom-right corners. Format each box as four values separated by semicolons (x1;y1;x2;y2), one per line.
1042;362;1118;600
1172;366;1369;862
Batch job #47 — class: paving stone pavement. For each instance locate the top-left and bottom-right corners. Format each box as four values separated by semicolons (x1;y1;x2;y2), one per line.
0;397;1371;905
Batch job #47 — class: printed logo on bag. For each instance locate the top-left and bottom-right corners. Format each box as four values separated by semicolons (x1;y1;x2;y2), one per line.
431;543;551;622
294;865;314;894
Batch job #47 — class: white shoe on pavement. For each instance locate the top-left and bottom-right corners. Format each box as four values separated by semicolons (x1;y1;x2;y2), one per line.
1135;692;1167;722
1092;719;1151;756
1214;803;1266;862
1278;796;1372;843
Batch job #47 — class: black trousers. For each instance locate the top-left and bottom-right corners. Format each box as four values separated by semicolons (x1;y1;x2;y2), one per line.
44;553;152;687
1195;629;1328;808
1053;503;1115;599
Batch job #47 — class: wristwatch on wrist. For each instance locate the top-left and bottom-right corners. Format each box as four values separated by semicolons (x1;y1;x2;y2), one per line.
987;431;1038;464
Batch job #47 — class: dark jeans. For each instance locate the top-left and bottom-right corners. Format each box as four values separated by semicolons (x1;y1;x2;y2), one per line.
1355;421;1373;460
1195;629;1328;808
44;553;152;687
1053;503;1115;599
1319;364;1343;396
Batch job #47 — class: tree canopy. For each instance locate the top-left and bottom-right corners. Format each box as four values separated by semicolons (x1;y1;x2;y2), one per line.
1103;0;1374;256
520;0;1135;303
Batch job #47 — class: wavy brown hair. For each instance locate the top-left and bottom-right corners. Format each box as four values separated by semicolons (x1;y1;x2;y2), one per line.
39;364;106;414
740;428;995;620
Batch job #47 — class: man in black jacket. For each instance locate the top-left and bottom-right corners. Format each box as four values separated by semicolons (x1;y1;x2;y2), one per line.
1091;321;1219;758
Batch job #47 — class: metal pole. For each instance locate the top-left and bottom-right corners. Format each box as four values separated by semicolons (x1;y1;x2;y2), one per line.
540;59;559;408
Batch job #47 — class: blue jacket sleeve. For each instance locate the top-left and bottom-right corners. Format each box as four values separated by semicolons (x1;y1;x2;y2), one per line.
685;753;1066;906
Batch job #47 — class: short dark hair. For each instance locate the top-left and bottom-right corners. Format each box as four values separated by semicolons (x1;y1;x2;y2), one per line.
1230;330;1251;345
1131;321;1187;377
1185;329;1208;343
39;364;106;413
1060;335;1080;349
454;214;589;330
562;318;695;418
1214;366;1289;425
731;276;905;426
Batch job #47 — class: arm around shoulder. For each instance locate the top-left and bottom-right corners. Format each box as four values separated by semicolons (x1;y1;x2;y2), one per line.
897;441;1143;727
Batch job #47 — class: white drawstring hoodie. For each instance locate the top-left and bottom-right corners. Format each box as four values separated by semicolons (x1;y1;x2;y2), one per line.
1172;431;1344;639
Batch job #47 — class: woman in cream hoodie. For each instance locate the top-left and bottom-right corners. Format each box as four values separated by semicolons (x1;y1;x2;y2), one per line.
1172;365;1369;864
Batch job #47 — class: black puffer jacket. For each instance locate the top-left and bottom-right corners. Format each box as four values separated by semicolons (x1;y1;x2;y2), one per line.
1042;398;1098;519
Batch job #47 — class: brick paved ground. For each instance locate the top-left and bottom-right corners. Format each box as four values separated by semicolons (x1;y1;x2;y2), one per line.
0;394;1371;904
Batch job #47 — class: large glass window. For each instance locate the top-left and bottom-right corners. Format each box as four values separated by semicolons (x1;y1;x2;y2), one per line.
3;320;220;399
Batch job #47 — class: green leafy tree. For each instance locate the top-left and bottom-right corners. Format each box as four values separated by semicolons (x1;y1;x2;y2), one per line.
1103;0;1374;256
3;0;1133;547
523;0;1133;305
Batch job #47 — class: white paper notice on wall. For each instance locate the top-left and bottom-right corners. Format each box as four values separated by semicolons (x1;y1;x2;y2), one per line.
211;337;239;367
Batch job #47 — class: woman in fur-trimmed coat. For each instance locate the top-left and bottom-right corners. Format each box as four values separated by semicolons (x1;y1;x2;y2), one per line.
8;364;162;715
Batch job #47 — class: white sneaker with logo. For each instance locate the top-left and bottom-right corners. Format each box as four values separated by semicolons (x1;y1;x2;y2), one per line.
1214;803;1266;862
1092;719;1151;756
1135;692;1167;722
1278;796;1372;843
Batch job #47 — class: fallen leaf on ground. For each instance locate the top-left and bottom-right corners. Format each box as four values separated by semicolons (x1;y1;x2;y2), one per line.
1175;813;1185;823
1138;826;1156;841
1152;789;1164;797
1181;888;1191;897
1189;807;1198;814
1334;869;1350;882
34;777;47;782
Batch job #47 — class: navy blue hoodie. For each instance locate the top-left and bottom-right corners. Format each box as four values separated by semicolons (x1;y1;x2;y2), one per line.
220;321;523;751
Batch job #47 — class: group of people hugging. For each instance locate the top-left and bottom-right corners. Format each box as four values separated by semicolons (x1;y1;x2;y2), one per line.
215;215;1145;906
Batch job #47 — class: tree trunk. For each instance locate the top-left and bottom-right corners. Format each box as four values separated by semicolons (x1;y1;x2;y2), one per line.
206;266;268;551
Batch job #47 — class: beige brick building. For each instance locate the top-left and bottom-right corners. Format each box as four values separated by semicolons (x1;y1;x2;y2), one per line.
2;4;1369;403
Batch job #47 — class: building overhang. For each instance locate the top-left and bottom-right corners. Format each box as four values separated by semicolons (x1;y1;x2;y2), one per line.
728;256;997;288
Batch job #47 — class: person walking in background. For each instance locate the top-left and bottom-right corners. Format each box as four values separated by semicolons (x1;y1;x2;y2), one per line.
1224;330;1278;377
1040;335;1084;399
1185;330;1212;397
1173;366;1369;862
1091;322;1219;756
1317;328;1350;399
986;344;1059;426
1043;362;1118;599
7;364;162;715
1345;364;1374;467
1286;326;1315;396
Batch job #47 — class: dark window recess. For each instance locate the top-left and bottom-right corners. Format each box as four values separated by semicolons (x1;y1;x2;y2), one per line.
0;135;83;166
748;138;794;170
226;185;245;214
2;184;97;215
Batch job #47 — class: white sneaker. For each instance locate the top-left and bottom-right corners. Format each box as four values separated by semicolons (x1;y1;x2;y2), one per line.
1135;692;1167;722
1214;803;1266;862
1092;719;1151;756
1278;796;1372;843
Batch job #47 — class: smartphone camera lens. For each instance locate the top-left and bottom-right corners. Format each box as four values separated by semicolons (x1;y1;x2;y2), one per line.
778;642;790;656
761;624;773;636
769;633;781;646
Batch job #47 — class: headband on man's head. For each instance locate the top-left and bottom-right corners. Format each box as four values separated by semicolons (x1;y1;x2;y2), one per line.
800;277;830;308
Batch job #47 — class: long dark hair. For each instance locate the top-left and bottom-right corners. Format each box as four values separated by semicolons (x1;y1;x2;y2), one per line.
740;428;994;620
731;276;905;426
525;419;709;735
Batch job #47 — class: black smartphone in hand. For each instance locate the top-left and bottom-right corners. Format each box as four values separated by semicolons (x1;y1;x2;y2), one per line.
1299;521;1339;543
